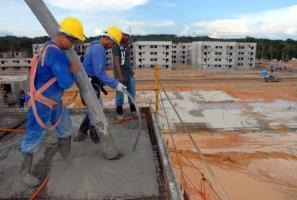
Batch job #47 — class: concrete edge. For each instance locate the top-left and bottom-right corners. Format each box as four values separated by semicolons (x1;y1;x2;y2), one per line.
146;107;183;200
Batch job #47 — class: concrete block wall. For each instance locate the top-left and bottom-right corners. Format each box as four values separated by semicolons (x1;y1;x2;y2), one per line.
133;41;172;70
191;41;256;70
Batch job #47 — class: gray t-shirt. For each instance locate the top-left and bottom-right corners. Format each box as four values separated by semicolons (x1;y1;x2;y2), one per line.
112;44;133;79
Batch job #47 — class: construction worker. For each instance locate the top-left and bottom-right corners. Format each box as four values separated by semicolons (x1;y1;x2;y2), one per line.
112;26;136;122
20;17;85;187
74;26;126;143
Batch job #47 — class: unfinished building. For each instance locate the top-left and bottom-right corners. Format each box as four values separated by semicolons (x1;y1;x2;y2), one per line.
0;52;31;73
75;43;133;69
33;43;115;70
0;58;31;73
133;41;172;70
191;41;256;70
172;43;192;65
0;75;28;105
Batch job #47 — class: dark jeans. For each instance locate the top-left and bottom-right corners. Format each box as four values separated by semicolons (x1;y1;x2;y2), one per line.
79;77;103;131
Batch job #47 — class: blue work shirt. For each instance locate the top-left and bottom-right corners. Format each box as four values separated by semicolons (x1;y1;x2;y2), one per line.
33;40;74;101
83;41;119;89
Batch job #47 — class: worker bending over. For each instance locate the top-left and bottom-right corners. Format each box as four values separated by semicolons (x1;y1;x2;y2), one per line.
20;17;85;187
74;26;126;143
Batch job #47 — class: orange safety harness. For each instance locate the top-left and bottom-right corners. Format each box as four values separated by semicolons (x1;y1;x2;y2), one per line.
27;44;63;129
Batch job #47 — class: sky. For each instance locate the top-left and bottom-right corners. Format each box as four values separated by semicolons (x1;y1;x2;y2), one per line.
1;0;297;39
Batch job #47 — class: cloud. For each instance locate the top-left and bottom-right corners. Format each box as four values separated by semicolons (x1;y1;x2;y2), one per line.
118;19;175;34
94;28;103;35
189;4;297;39
46;0;149;12
0;30;13;36
120;19;175;27
178;25;191;36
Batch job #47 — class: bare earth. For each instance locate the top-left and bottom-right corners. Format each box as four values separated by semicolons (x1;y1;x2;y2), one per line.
61;67;297;200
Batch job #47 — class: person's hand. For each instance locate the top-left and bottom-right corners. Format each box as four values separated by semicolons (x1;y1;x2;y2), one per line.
116;83;127;92
69;62;80;73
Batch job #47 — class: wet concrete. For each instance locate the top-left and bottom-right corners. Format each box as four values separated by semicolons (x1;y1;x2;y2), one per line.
0;112;159;199
47;114;159;200
0;133;55;199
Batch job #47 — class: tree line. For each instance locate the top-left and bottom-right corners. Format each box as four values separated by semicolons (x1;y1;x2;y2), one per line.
0;35;296;61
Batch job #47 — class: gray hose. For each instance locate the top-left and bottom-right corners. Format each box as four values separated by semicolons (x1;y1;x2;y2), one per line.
122;89;142;152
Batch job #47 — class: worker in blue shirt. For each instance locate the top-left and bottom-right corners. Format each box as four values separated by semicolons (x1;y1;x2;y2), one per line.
20;17;85;187
74;26;126;143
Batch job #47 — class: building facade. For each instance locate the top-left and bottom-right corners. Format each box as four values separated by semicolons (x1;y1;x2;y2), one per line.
0;52;28;59
191;41;256;70
0;51;31;73
133;41;172;70
172;43;192;65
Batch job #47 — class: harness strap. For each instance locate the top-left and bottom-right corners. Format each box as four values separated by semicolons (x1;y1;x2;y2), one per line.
28;43;64;130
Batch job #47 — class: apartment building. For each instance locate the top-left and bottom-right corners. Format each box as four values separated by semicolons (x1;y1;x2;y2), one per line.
75;43;134;69
0;51;31;73
192;41;256;70
133;41;172;70
0;52;28;59
172;43;192;65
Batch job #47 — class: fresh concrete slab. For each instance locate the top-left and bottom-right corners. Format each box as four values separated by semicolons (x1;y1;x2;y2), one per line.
0;112;159;199
47;114;159;199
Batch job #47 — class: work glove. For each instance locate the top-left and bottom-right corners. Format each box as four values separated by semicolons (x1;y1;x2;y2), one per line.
116;83;127;93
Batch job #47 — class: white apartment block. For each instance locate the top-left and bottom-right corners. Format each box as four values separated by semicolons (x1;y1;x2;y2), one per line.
0;50;31;73
172;43;192;65
133;41;172;70
0;52;28;59
0;58;31;72
192;41;256;70
74;43;133;70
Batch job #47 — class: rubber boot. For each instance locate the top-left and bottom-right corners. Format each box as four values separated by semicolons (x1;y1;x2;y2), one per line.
20;154;39;187
130;104;136;112
58;136;72;160
130;104;137;118
116;106;124;121
74;115;89;142
89;125;100;143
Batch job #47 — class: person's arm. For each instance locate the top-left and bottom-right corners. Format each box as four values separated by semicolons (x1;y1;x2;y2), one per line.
46;48;74;89
112;45;124;82
92;45;119;89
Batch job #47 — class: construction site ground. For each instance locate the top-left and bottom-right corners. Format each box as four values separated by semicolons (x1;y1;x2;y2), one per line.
0;110;160;199
100;67;297;200
1;66;297;199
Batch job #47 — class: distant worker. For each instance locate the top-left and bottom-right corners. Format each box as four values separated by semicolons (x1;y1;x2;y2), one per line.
112;26;136;122
74;26;126;144
19;90;25;110
20;17;85;187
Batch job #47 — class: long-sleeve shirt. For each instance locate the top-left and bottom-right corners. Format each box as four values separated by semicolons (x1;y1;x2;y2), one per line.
34;40;74;101
83;41;119;89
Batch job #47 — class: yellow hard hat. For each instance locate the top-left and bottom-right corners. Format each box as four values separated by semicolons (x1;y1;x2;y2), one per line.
104;26;122;44
59;17;86;41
